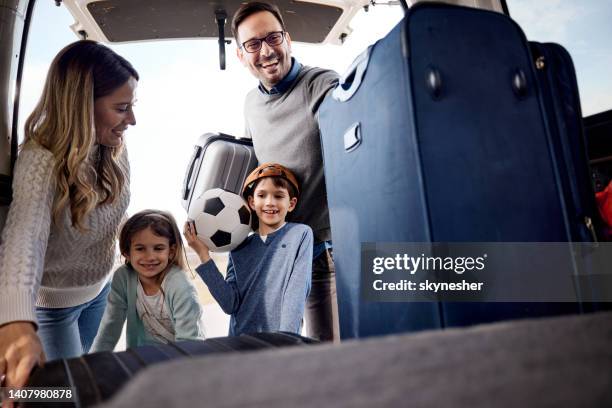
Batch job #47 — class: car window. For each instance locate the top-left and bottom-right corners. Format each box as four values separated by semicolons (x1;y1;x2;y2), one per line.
18;2;76;144
507;0;612;116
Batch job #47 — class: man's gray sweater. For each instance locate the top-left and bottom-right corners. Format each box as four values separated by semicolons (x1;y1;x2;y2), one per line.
244;65;338;243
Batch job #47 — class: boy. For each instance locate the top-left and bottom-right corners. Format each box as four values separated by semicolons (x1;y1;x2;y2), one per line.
184;163;313;335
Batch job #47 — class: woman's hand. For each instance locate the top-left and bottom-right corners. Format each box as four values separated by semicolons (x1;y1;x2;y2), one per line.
183;221;211;264
0;322;45;396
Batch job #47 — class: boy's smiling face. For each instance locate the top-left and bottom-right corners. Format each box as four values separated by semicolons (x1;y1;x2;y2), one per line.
248;177;297;235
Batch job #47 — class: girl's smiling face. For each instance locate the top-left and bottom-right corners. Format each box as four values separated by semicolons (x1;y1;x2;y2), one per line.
125;227;175;282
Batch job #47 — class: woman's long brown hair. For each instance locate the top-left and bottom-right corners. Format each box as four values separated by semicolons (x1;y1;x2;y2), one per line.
23;40;138;231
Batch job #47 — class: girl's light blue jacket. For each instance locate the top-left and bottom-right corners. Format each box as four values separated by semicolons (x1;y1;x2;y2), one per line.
91;265;205;352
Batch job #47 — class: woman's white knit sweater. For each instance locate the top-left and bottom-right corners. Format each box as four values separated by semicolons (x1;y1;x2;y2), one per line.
0;144;129;327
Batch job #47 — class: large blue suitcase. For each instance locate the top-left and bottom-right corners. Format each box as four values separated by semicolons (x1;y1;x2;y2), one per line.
318;4;599;339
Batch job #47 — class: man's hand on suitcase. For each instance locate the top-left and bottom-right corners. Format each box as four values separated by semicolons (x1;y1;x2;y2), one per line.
184;221;212;264
0;322;45;408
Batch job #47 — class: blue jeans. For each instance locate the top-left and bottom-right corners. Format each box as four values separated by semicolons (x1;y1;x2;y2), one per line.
35;283;110;361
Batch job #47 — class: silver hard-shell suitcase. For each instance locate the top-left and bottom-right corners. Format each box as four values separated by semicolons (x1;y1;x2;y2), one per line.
181;133;257;213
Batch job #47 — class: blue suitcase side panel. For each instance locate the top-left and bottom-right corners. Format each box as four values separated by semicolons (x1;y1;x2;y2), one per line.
530;42;604;309
530;42;599;242
408;7;580;326
409;6;568;242
320;20;441;339
321;20;429;242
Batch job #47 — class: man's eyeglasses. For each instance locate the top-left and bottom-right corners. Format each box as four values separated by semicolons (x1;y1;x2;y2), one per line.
240;31;285;53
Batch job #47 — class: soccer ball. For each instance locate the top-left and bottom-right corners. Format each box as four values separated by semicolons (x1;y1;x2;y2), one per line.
188;188;252;252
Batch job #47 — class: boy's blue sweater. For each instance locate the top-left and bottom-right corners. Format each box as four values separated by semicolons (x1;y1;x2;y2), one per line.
196;222;313;336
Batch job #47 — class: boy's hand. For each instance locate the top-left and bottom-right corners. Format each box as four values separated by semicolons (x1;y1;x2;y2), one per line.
183;221;211;263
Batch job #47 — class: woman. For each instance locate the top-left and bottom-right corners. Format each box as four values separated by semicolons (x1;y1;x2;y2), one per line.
0;40;138;388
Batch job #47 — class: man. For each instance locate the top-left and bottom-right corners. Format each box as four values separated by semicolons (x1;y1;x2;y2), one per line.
232;1;340;341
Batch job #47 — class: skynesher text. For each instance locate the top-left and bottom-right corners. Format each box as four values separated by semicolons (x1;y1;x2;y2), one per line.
373;280;484;292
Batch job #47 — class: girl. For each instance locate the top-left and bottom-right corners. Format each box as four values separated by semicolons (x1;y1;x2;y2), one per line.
91;210;205;352
0;40;137;387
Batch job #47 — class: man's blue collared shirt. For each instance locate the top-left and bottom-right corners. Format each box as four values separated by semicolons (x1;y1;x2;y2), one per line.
258;58;301;95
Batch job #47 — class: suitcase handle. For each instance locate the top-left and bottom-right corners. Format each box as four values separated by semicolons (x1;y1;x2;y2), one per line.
332;45;372;102
343;122;362;152
182;145;202;200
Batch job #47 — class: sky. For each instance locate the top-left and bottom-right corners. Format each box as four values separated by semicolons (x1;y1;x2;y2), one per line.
18;0;612;228
507;0;612;116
